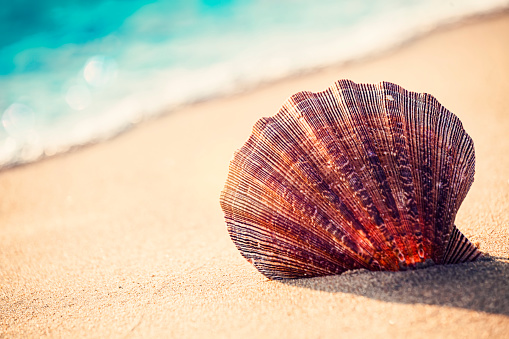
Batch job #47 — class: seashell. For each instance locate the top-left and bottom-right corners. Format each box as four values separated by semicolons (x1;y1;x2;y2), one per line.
220;80;481;280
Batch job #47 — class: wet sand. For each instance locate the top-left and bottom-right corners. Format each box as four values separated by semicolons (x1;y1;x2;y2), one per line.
1;12;509;338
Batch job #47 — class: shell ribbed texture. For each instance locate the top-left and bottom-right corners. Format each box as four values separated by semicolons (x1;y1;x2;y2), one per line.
220;80;481;279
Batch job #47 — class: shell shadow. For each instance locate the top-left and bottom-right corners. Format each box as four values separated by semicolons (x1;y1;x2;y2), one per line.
280;258;509;316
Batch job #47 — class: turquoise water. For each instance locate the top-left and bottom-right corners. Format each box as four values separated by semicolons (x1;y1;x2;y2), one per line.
1;0;508;168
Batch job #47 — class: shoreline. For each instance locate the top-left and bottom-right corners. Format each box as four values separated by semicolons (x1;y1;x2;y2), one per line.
1;11;508;338
2;7;509;172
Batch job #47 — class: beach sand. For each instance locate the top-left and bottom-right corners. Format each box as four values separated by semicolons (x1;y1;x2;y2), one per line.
1;12;509;338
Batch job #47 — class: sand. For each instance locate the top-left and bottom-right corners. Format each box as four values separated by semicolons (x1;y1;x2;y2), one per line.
1;12;509;339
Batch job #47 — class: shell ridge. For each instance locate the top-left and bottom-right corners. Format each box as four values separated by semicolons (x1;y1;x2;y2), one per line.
315;88;402;267
291;93;391;247
322;84;408;270
229;220;343;279
309;86;405;269
228;168;372;273
225;190;356;278
446;128;475;215
371;83;423;265
273;95;390;267
407;92;437;261
366;84;422;267
323;83;408;268
336;82;412;267
227;219;350;279
224;109;378;275
394;85;431;261
389;85;425;253
442;225;481;264
425;93;453;262
331;84;399;240
376;83;424;265
422;93;446;262
431;105;470;262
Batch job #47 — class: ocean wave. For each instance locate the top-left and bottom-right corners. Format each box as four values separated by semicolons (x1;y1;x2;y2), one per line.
1;0;508;169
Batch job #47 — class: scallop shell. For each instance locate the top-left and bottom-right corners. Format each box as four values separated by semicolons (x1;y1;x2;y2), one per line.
220;80;481;280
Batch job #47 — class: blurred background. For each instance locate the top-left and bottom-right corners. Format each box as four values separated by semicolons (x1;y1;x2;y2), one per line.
1;0;507;169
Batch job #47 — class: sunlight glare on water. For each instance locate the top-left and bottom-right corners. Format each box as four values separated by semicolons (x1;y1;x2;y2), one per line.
2;103;36;140
83;56;118;88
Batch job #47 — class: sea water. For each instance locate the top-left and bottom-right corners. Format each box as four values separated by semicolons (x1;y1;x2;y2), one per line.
1;0;508;168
